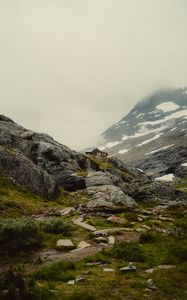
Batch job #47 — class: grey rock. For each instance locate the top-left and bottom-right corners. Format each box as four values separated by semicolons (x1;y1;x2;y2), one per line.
73;219;96;232
56;239;75;250
120;263;136;272
93;228;127;236
86;171;113;187
0;146;59;199
58;207;75;216
67;280;75;285
147;279;158;291
77;241;91;249
108;235;115;245
103;268;115;272
85;184;137;212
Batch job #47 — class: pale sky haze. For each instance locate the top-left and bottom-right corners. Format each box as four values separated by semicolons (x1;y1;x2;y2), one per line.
0;0;187;150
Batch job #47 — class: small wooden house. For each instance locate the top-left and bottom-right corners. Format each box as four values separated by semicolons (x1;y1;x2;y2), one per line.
85;148;108;160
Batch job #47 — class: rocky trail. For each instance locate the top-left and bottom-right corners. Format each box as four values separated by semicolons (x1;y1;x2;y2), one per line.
31;201;180;269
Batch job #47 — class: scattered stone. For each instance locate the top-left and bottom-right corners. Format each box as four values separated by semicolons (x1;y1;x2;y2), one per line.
94;236;108;243
138;215;149;220
141;225;151;230
138;217;143;222
155;228;168;234
73;219;96;232
120;263;136;273
58;207;75;216
103;268;115;272
107;215;126;224
146;279;158;291
136;228;146;233
145;265;176;274
130;222;136;225
56;239;75;250
75;275;85;282
86;262;103;267
99;243;109;247
77;241;91;249
108;235;115;245
67;280;75;285
93;228;127;236
158;215;174;222
75;215;84;222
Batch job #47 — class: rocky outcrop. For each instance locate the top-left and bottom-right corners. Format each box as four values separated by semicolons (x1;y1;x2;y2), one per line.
0;145;59;199
0;115;186;206
85;184;137;212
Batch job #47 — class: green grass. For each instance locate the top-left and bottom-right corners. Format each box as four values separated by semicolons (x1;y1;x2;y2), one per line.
33;261;76;282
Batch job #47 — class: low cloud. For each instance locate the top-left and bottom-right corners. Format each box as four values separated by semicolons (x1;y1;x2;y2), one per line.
0;0;187;150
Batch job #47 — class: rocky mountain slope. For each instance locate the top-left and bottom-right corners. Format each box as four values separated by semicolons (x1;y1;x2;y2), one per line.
100;88;187;179
0;115;187;300
0;114;186;212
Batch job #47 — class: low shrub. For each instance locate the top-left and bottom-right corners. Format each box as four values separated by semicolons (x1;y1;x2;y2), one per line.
110;242;146;262
0;218;41;254
0;265;54;300
67;291;96;300
40;218;71;235
170;218;187;240
33;261;76;282
140;230;163;243
168;241;187;262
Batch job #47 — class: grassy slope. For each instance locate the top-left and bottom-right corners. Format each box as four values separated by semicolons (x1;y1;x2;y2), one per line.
0;176;187;299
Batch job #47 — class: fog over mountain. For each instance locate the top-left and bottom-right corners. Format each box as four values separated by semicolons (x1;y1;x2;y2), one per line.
0;0;187;150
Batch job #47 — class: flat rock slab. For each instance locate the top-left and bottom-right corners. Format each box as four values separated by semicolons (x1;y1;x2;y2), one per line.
93;228;127;236
120;265;136;273
77;241;91;249
103;268;115;272
107;215;126;224
39;245;104;266
94;236;108;243
108;235;115;245
58;207;75;216
73;220;96;231
145;265;176;273
56;239;75;250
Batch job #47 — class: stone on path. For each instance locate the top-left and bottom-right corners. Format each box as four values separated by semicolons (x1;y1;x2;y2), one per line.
73;219;96;232
107;215;126;224
56;239;75;251
93;228;127;236
94;236;108;243
77;241;91;249
67;280;75;285
108;235;115;245
58;207;75;216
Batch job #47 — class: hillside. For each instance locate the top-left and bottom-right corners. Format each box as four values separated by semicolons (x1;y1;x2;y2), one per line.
0;115;187;300
100;88;187;179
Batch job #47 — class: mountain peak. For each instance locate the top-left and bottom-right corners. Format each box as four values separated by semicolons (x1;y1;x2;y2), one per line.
99;88;187;178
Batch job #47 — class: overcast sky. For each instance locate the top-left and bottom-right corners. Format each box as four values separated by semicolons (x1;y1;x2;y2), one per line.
0;0;187;150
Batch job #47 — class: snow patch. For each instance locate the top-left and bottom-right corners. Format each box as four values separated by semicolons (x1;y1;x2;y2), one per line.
118;149;129;154
155;173;175;181
136;133;163;147
145;144;174;155
156;102;180;113
105;141;121;148
181;163;187;167
139;109;187;126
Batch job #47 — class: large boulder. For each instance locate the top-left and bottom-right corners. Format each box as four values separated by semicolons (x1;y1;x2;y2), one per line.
84;184;137;212
0;145;59;199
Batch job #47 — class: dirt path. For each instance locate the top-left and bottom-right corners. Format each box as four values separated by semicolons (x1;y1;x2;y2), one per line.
37;244;105;267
